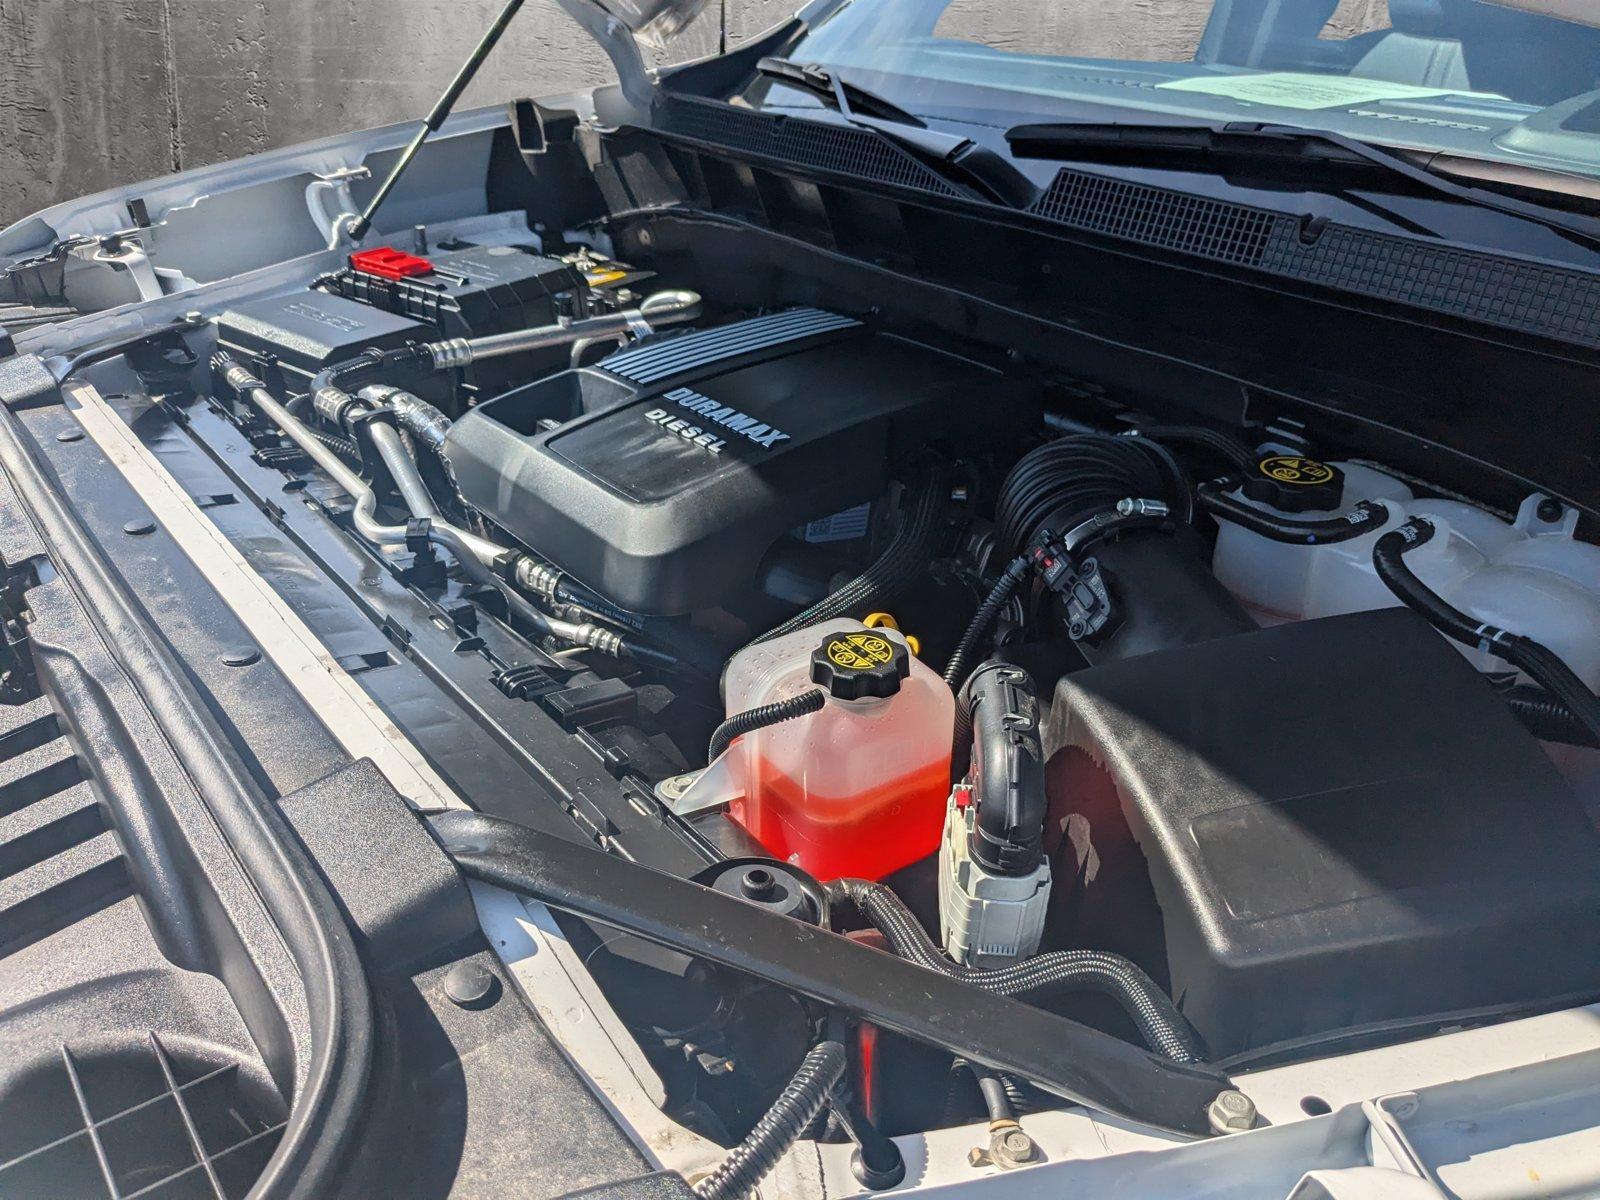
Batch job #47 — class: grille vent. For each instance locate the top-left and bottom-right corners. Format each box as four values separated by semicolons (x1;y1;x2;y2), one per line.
0;1033;286;1199
1029;167;1600;347
1030;169;1280;267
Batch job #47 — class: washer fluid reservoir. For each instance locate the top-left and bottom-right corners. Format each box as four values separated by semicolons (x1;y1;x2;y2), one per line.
1212;455;1600;689
721;620;955;882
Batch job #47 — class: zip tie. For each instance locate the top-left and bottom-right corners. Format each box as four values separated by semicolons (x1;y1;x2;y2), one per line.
1474;623;1512;653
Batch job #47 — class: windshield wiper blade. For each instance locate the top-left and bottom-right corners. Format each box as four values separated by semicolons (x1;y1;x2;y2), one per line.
1006;120;1600;254
755;56;925;128
751;57;1040;205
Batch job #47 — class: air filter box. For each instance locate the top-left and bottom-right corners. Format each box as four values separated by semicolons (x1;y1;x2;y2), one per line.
1044;608;1600;1060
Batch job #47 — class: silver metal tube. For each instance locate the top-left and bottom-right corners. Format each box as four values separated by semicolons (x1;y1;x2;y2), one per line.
216;356;496;561
368;423;444;520
426;289;702;369
216;355;626;657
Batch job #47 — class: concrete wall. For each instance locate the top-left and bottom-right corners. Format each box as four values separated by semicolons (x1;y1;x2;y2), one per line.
0;0;1391;229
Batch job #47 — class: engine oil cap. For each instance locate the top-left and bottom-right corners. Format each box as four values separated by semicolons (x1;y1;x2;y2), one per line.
1243;454;1345;513
810;630;910;701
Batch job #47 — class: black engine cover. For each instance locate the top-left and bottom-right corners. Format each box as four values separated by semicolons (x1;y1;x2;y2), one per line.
443;310;1031;614
1044;608;1600;1061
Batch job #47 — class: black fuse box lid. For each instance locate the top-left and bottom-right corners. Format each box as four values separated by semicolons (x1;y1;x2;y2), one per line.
329;244;584;341
1045;607;1600;1061
216;290;431;395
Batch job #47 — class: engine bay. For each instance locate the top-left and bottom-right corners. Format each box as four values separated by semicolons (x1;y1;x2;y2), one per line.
162;216;1600;1153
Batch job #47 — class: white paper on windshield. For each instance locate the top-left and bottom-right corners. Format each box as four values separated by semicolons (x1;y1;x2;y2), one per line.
1156;72;1468;110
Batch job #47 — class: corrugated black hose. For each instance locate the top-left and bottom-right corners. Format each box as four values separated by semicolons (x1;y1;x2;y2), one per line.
693;1041;846;1200
1373;519;1600;747
1124;425;1255;472
752;465;947;646
942;554;1031;691
708;689;827;764
829;878;1206;1064
1505;685;1600;748
309;427;362;464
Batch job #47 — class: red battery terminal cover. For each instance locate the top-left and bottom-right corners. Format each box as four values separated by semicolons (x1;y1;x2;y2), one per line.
349;246;434;281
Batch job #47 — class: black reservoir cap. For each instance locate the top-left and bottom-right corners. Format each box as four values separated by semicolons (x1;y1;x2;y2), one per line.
1241;454;1345;513
810;630;910;701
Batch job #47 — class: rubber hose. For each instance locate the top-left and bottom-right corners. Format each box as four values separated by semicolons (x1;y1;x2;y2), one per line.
693;1041;846;1200
829;878;1206;1064
995;434;1177;557
752;466;946;646
943;555;1031;690
1198;477;1389;545
1124;425;1255;472
1505;685;1600;748
977;1071;1015;1124
1121;434;1194;523
708;689;826;763
1374;520;1600;747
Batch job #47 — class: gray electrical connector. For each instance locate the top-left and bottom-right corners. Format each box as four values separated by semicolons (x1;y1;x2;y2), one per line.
939;791;1052;969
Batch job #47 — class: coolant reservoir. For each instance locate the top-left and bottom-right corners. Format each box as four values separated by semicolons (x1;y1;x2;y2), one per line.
721;619;955;881
1212;455;1600;689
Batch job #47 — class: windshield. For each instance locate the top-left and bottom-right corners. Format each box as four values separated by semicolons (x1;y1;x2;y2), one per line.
762;0;1600;181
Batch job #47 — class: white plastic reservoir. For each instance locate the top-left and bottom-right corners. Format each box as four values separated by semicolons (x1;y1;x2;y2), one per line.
1212;464;1600;690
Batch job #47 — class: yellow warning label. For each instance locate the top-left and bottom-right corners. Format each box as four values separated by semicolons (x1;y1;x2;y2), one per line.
1258;455;1335;487
825;632;895;671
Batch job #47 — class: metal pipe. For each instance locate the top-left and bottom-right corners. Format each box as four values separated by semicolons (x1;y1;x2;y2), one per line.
213;353;626;656
425;289;703;370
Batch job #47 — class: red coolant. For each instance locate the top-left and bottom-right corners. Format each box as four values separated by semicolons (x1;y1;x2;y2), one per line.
719;621;955;881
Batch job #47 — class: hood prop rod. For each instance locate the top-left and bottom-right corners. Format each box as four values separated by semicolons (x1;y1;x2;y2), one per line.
347;0;527;242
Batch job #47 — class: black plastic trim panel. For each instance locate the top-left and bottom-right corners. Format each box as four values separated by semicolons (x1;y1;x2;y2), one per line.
647;98;1600;352
659;96;965;198
1030;167;1600;348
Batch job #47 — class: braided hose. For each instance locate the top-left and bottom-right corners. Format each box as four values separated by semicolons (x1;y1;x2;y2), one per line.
708;689;826;763
753;467;946;646
694;1041;846;1200
1122;425;1255;472
830;879;1205;1064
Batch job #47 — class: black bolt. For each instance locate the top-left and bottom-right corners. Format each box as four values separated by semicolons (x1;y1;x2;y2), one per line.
443;960;500;1008
1537;497;1565;523
220;646;261;667
123;518;156;536
56;429;84;443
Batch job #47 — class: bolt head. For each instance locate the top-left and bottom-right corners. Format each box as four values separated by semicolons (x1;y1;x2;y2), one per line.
443;960;499;1008
220;645;261;667
999;1129;1034;1158
655;771;701;802
1207;1089;1257;1134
